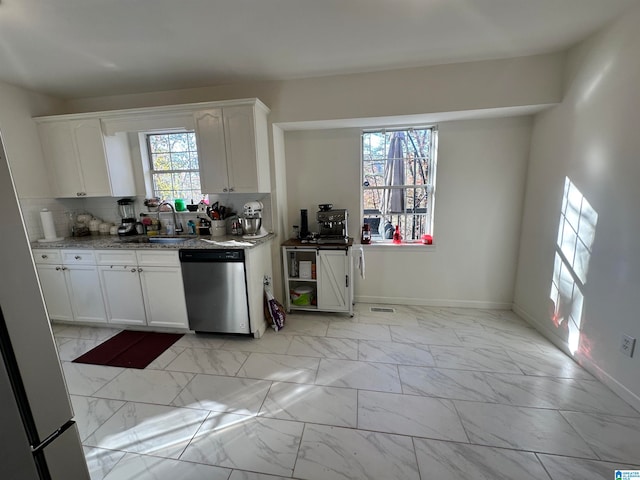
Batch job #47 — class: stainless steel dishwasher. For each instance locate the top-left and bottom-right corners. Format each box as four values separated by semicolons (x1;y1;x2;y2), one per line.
179;249;251;334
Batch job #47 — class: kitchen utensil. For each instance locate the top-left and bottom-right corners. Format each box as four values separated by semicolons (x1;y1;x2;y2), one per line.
241;201;268;238
207;202;221;220
76;213;92;224
211;220;226;237
99;222;113;235
186;204;198;212
117;198;137;236
300;209;309;238
89;218;102;235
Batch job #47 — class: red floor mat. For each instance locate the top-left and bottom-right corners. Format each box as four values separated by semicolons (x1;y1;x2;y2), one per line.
72;330;183;369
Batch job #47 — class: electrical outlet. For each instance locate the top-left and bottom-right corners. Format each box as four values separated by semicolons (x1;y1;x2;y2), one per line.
620;334;636;358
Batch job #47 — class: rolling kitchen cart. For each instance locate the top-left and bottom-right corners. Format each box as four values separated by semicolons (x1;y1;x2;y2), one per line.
281;239;354;316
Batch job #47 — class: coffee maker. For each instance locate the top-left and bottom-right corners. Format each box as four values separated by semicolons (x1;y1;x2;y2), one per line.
117;198;137;236
317;206;349;244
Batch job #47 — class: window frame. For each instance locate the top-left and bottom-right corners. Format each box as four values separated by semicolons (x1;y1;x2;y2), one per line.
145;130;201;202
360;126;438;245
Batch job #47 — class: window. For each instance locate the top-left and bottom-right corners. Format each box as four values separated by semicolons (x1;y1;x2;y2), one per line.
361;127;437;242
147;131;201;202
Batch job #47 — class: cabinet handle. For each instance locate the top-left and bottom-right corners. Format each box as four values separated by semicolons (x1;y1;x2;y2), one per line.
138;268;143;272
61;267;68;271
41;254;48;259
229;187;235;192
131;268;136;273
74;255;81;260
76;192;86;197
55;266;61;271
223;188;228;192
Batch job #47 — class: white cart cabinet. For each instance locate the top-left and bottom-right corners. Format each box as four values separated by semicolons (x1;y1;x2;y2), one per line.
317;250;352;312
195;100;271;194
281;241;353;316
36;117;135;198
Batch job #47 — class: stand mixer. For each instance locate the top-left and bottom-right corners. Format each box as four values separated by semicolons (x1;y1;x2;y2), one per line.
241;201;268;239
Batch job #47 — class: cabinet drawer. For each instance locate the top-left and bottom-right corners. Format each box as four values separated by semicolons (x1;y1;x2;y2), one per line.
32;249;62;265
95;249;137;266
136;250;180;267
62;250;96;265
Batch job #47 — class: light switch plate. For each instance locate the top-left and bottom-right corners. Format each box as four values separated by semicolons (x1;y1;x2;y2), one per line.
620;334;636;358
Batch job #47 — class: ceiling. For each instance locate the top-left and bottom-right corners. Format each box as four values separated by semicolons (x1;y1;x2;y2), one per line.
1;0;638;99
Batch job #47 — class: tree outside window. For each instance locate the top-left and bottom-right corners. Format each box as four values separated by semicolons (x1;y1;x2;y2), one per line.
147;132;201;202
362;127;437;242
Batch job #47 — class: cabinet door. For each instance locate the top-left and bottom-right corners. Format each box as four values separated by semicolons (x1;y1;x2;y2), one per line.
65;265;107;324
70;119;111;197
317;250;349;311
36;265;74;322
37;121;84;197
140;266;188;329
194;109;229;193
98;266;146;326
223;105;259;193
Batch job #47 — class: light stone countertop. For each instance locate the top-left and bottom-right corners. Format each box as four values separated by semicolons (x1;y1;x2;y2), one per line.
31;233;275;250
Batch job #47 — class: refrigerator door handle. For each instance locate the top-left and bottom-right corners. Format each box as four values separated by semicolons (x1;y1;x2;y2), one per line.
32;420;76;454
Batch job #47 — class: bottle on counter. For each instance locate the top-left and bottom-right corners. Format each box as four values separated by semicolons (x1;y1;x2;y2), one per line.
361;224;371;244
392;225;402;244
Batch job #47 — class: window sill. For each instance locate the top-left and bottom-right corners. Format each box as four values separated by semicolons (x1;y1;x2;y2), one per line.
359;241;436;251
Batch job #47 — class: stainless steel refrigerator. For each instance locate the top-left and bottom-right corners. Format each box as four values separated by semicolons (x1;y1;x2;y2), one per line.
0;133;90;479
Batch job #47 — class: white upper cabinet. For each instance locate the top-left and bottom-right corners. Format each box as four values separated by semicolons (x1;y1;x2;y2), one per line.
36;117;136;198
195;101;271;194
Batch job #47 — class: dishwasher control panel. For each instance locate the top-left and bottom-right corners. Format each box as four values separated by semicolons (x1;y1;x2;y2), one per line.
179;249;244;262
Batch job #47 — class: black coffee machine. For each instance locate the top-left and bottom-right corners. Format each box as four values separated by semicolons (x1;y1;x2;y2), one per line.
317;205;349;244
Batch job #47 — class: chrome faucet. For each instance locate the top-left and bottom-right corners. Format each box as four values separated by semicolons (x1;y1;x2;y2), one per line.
158;201;183;234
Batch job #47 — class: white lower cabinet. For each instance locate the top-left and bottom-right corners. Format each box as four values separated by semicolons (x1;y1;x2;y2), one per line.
65;264;107;323
33;249;107;323
98;265;146;326
139;265;188;329
35;264;74;322
95;249;188;329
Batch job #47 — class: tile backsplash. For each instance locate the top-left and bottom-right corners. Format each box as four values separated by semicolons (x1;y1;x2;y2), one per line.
20;193;273;241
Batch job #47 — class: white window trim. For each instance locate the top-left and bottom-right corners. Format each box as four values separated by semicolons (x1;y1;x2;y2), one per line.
360;126;438;245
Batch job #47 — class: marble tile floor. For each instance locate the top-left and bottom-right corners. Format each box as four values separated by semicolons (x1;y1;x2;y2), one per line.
53;304;640;480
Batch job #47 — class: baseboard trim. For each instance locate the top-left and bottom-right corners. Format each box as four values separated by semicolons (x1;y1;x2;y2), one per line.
513;303;640;413
354;295;512;310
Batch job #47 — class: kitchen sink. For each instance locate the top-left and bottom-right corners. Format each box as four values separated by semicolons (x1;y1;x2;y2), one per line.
147;236;193;244
118;235;195;244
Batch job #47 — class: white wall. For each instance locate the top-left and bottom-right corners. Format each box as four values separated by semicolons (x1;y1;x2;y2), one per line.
0;81;64;199
66;53;564;122
514;4;640;407
285;117;532;307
